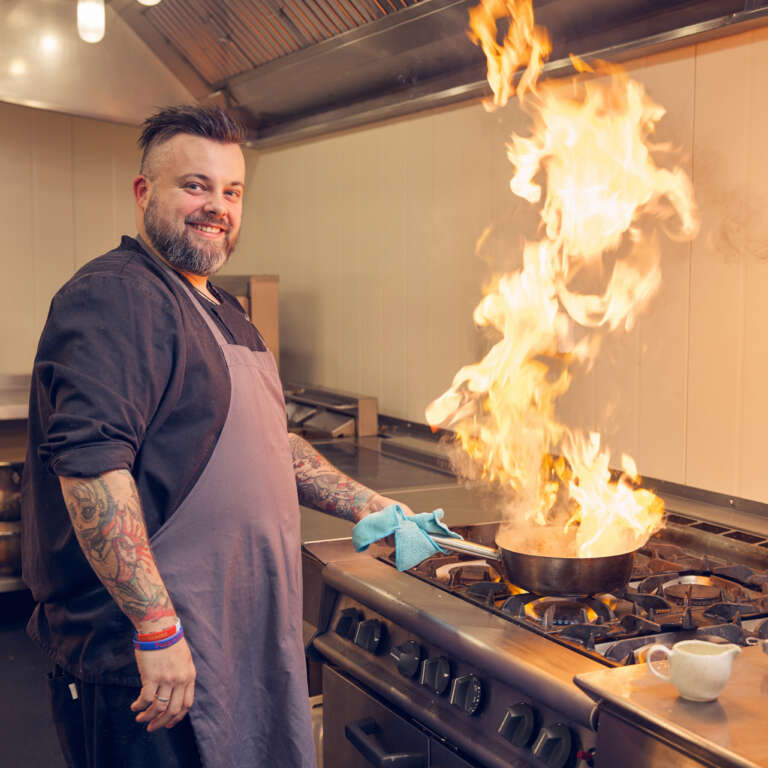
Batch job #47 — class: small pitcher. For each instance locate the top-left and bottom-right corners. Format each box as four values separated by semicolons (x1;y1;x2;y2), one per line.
646;639;740;702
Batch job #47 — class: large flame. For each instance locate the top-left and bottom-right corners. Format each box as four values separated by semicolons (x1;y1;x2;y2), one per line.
426;0;698;558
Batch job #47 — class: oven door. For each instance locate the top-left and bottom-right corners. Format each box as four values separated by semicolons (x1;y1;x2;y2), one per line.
322;664;477;768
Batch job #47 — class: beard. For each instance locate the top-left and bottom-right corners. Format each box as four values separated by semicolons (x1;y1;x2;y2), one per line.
144;197;238;276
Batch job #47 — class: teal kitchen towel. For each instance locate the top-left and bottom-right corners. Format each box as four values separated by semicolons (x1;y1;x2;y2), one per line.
352;504;463;571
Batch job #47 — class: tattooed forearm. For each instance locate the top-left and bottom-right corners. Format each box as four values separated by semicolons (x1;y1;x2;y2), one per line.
289;434;392;522
59;470;175;630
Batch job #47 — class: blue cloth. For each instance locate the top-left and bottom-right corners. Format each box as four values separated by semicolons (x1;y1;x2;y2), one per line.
352;505;463;571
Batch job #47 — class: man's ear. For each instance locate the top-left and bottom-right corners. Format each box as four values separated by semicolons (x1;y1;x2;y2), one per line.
133;175;150;209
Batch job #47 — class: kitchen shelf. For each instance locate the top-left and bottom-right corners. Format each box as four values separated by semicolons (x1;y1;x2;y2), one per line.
0;375;29;421
0;575;26;593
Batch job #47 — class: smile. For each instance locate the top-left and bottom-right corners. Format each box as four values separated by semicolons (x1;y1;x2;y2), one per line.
189;222;226;235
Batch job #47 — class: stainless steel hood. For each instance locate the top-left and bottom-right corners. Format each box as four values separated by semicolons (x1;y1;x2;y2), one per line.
111;0;768;146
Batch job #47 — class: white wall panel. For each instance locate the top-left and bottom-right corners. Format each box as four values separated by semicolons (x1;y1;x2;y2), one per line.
236;29;768;501
0;102;139;374
687;30;768;499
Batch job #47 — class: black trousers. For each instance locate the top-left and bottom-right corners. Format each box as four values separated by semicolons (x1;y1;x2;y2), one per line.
47;665;203;768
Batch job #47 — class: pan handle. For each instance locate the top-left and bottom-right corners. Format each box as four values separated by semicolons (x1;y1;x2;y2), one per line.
430;535;502;561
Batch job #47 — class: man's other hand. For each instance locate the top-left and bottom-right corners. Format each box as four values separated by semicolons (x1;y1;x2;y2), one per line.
131;637;196;731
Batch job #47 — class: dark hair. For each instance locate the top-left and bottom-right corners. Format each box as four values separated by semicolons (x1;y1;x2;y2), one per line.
138;104;246;175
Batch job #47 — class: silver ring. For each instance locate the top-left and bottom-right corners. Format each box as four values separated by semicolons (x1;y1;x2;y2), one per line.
155;695;170;703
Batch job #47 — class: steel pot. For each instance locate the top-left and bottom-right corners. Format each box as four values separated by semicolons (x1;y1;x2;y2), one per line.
430;535;635;597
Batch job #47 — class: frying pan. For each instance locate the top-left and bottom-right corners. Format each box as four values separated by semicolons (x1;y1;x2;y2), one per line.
430;535;636;597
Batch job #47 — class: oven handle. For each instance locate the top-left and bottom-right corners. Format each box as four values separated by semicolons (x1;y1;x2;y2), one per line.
345;717;427;768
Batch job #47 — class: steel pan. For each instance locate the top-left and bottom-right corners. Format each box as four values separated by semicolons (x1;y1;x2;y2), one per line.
430;535;635;596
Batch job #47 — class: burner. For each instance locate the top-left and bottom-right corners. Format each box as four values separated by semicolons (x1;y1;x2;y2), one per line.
431;559;493;585
661;575;722;605
466;581;510;603
753;619;768;639
525;598;602;629
558;623;608;651
619;614;661;634
698;624;746;644
500;593;537;617
703;602;758;621
623;591;672;614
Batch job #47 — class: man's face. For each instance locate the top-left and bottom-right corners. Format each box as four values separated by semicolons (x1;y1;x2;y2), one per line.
137;134;245;276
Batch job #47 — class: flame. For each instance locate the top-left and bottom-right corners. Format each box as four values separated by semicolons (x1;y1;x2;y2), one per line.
427;0;698;558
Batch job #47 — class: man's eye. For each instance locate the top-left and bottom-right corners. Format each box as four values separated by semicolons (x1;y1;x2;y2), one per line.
226;189;242;199
185;182;203;191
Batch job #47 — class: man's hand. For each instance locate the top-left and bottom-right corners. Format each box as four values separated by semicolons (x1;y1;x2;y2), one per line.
130;637;196;731
372;495;414;547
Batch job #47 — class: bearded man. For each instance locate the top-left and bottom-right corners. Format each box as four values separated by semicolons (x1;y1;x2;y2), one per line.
21;105;409;768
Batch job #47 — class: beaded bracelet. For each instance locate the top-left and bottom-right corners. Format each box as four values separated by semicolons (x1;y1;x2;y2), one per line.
133;619;184;651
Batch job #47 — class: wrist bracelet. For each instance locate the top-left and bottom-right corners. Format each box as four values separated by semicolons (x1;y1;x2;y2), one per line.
133;620;184;651
136;618;180;642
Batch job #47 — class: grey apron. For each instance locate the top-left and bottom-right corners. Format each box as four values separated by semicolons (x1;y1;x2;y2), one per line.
149;276;316;768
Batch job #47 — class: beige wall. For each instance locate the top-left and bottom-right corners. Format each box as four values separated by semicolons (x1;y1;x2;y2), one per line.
0;101;139;373
2;27;768;501
232;27;768;502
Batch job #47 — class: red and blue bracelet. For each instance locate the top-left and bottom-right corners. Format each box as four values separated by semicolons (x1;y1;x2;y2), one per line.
133;618;184;651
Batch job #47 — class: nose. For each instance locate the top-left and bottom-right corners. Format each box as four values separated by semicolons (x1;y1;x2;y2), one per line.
202;189;227;217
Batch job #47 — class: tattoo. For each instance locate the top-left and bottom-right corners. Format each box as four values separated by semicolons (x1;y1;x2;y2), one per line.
289;434;389;522
60;470;174;627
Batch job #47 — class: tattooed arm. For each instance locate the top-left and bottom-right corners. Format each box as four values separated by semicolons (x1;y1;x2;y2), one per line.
289;433;411;521
60;470;175;630
59;470;195;731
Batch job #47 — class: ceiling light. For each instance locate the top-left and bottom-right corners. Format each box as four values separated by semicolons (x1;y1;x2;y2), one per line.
77;0;105;44
40;33;61;55
9;59;26;77
137;0;163;6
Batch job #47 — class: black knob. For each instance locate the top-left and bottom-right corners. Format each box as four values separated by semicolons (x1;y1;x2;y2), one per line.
420;656;452;695
498;702;538;747
390;641;423;678
531;724;574;768
353;619;387;654
449;674;483;715
335;608;363;640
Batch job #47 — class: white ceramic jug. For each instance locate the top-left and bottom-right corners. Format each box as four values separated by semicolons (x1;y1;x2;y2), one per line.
646;639;740;701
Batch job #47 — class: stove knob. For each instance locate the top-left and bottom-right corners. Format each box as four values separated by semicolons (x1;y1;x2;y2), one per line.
354;619;387;654
449;673;483;715
420;656;452;695
531;723;574;768
498;702;538;747
389;641;423;678
334;608;363;640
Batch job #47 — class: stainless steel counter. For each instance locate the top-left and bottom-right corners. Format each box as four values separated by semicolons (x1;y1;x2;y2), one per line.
575;646;768;767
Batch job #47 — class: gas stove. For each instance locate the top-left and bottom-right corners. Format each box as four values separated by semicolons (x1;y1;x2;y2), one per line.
304;510;768;768
395;520;768;666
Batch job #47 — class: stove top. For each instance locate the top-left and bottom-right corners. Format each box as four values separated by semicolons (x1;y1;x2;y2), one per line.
382;519;768;666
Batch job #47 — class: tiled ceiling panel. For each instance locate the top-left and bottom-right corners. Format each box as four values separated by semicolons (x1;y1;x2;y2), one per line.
142;0;422;86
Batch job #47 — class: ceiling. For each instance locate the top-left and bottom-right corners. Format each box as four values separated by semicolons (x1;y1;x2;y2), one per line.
110;0;768;146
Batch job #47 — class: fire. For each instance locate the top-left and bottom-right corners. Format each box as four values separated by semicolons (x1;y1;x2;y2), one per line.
426;0;698;558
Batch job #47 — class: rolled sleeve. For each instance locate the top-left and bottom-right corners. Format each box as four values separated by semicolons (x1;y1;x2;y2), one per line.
34;274;179;478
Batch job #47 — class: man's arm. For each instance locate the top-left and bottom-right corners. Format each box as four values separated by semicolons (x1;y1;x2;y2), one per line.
288;433;407;521
59;470;195;731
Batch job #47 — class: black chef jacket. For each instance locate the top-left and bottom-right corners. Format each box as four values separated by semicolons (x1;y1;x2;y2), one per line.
21;236;269;685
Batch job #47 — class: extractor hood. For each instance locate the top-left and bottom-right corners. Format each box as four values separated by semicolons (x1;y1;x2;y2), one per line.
110;0;768;146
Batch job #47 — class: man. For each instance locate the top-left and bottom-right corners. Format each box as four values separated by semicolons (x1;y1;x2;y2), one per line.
21;105;408;768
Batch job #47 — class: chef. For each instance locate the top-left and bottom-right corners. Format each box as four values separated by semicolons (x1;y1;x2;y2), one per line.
21;104;409;768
